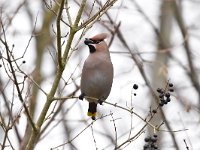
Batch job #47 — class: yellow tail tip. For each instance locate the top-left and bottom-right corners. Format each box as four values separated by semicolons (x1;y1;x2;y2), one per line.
87;112;96;117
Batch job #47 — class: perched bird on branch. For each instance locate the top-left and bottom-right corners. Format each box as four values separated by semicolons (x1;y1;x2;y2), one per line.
79;33;113;120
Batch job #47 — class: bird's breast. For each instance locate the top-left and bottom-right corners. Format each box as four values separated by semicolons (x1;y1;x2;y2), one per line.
81;57;113;102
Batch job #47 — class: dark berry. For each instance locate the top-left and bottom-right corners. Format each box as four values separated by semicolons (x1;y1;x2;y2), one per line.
143;143;149;149
169;83;173;87
164;100;168;104
22;60;26;64
159;94;164;98
157;88;164;94
144;136;151;142
165;92;170;98
166;97;171;102
144;134;159;150
159;102;164;107
152;109;157;113
134;93;136;96
133;84;138;90
151;137;157;143
153;144;158;149
160;98;165;103
153;134;158;138
157;88;162;93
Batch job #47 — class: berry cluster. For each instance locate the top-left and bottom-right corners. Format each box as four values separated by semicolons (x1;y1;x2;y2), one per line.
143;134;159;150
157;82;174;107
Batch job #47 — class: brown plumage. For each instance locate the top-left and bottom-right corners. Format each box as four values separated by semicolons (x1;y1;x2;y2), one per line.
79;33;113;120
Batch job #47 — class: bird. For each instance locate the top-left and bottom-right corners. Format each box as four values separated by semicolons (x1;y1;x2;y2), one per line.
79;33;113;120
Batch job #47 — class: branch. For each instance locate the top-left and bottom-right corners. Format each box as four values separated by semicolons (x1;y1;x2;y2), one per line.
56;0;65;68
53;96;155;129
73;0;87;28
173;1;200;105
26;0;86;149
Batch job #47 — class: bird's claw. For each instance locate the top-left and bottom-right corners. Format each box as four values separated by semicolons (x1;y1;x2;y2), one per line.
79;93;85;100
98;99;104;105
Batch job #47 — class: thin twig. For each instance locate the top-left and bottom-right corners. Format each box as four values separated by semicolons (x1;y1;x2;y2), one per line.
110;113;118;149
183;139;190;150
0;22;37;132
77;0;118;31
51;113;112;149
91;124;98;150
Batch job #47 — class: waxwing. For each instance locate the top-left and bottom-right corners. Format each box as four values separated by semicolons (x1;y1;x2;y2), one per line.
79;33;113;120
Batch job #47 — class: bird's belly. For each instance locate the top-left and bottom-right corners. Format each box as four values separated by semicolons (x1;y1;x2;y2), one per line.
81;70;112;101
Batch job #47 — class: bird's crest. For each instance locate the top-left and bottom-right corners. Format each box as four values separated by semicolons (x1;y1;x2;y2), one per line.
89;33;108;41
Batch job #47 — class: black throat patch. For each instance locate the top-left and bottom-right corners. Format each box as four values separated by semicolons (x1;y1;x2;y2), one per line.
88;45;96;53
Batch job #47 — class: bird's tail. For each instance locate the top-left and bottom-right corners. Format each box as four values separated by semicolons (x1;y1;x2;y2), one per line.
87;102;97;120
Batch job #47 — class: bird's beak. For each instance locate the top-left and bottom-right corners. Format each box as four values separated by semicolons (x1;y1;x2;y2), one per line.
84;38;94;45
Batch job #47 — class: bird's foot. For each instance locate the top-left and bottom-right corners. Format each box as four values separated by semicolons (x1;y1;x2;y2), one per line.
79;93;85;100
98;99;104;105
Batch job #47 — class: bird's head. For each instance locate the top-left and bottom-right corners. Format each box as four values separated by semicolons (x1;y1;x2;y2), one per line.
84;33;109;53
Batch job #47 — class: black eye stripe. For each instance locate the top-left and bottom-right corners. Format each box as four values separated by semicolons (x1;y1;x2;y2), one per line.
88;45;96;53
93;40;102;44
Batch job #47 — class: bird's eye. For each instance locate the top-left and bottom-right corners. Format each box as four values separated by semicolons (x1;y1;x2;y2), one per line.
93;40;102;44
